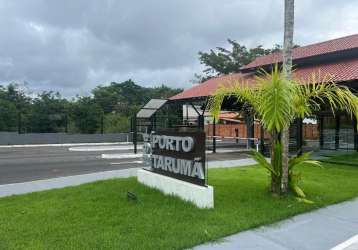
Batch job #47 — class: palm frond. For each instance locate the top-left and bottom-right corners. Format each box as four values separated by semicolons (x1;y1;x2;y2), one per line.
288;151;321;201
294;72;358;123
209;65;297;134
251;150;279;176
255;65;295;132
296;197;315;204
208;81;258;120
288;151;322;170
289;174;306;198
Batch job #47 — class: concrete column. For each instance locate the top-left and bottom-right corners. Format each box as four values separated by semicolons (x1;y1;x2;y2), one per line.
296;118;303;155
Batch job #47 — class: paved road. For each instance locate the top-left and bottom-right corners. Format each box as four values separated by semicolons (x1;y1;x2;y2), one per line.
0;145;250;185
0;146;143;185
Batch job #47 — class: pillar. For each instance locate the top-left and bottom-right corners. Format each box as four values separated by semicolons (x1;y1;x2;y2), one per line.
296;118;303;155
198;115;204;131
212;118;216;153
246;114;254;148
319;115;324;149
335;115;340;150
260;124;265;154
18;112;22;134
133;116;137;154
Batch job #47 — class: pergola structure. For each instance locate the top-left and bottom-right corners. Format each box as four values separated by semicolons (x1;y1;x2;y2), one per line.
135;34;358;153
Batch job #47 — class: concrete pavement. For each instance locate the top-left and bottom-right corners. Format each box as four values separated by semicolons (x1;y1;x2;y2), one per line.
194;198;358;250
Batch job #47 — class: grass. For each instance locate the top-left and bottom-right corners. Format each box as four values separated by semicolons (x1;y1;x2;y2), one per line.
1;163;358;249
320;152;358;166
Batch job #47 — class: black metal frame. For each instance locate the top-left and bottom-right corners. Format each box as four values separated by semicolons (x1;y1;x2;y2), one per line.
133;98;209;154
319;111;358;151
133;96;319;156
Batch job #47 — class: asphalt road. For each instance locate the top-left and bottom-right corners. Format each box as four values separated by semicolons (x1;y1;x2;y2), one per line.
0;144;250;185
0;146;143;185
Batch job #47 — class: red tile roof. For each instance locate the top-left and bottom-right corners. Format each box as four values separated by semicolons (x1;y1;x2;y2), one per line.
242;34;358;70
170;58;358;100
170;34;358;101
294;57;358;83
170;73;252;100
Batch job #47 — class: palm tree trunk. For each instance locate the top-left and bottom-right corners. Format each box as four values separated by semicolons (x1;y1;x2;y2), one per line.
281;0;295;194
270;131;281;195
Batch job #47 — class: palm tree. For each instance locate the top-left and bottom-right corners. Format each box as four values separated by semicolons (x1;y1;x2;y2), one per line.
282;0;295;194
209;66;358;196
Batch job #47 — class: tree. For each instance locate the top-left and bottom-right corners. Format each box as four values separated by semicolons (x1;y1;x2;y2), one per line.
29;92;68;133
92;80;182;114
0;84;31;132
148;84;182;100
209;66;358;197
92;80;145;114
104;113;130;133
70;97;103;134
0;80;181;134
0;99;17;131
197;40;282;80
281;0;295;194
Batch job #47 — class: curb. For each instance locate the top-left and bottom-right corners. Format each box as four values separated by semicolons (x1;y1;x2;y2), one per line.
0;168;140;198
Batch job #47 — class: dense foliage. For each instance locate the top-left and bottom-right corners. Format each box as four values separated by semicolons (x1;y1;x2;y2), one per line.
195;40;280;82
0;80;182;133
195;39;299;83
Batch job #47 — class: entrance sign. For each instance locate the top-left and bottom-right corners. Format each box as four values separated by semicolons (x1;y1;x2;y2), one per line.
143;131;206;186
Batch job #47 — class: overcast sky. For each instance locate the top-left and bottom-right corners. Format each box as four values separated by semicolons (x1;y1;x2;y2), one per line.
0;0;357;97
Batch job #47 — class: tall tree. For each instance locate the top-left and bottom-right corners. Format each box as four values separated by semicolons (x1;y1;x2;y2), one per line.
197;40;282;80
70;97;103;134
0;80;182;134
281;0;295;194
0;99;17;131
29;92;68;133
92;80;182;115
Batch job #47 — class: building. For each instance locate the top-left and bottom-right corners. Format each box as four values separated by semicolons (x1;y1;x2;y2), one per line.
168;34;358;152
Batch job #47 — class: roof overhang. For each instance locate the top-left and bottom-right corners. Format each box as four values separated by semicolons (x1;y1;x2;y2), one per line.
136;99;168;118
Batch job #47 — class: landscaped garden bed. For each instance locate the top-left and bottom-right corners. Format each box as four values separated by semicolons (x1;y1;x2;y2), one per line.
1;163;358;249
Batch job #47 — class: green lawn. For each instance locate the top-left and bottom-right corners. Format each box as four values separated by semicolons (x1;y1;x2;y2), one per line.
321;152;358;166
1;163;358;250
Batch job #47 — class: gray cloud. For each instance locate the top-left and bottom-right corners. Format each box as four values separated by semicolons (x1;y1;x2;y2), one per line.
0;0;357;97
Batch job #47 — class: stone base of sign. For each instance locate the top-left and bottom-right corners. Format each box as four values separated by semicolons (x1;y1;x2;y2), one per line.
137;169;214;209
